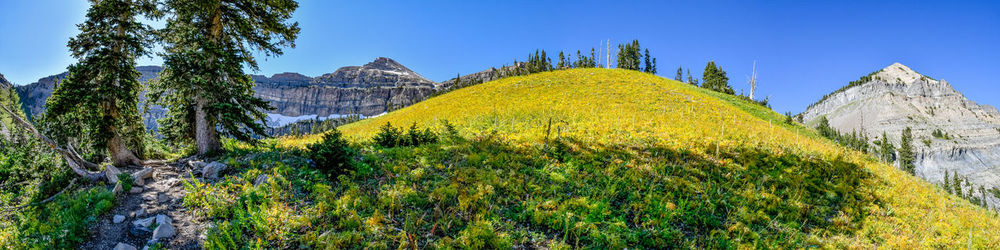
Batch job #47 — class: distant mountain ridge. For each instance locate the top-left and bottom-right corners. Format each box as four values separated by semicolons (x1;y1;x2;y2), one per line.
13;57;438;131
802;62;1000;209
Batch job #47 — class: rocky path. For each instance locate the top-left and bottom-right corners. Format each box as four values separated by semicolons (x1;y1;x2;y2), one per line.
82;161;207;249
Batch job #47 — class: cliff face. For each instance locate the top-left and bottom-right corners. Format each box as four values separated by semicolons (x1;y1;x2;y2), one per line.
254;57;437;120
802;63;1000;209
0;73;10;90
14;57;439;129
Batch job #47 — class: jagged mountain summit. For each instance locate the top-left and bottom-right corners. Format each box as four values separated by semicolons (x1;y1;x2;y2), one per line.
802;62;1000;209
13;57;438;130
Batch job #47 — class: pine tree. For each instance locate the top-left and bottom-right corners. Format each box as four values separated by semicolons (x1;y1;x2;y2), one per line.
643;49;652;73
686;69;696;86
899;127;916;174
944;170;952;194
557;51;565;69
675;67;683;82
702;61;733;94
878;132;894;162
45;0;160;167
154;0;300;155
651;58;657;74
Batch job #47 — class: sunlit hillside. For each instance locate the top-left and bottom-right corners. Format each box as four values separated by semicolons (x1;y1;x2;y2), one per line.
213;68;997;248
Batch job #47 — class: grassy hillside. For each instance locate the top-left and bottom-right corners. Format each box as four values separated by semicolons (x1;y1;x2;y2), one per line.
196;68;999;248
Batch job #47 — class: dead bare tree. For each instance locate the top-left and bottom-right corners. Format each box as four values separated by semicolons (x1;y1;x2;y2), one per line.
748;60;758;100
0;105;106;181
606;39;611;69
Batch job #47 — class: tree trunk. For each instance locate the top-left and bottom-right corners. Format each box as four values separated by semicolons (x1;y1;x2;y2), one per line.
108;133;141;166
193;3;225;156
195;96;221;155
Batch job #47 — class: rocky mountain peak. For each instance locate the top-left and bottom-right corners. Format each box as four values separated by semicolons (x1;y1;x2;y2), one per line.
874;62;935;85
0;73;10;89
802;63;1000;210
314;57;434;88
363;57;410;72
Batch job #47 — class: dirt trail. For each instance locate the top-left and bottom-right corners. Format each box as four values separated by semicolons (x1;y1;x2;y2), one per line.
82;162;204;249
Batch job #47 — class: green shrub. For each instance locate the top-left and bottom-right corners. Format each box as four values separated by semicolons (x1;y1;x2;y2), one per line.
7;187;115;248
403;122;438;146
373;122;404;147
307;129;355;179
117;172;134;192
372;122;437;148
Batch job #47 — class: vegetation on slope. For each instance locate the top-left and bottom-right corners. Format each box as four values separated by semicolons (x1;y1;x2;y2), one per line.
183;68;1000;248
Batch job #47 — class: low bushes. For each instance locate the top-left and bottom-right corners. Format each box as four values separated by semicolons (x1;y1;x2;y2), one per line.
306;129;355;179
373;122;437;148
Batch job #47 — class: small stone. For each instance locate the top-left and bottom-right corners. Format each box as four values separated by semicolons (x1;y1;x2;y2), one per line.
130;187;144;194
132;168;153;186
157;193;170;203
201;162;227;179
155;214;172;225
106;165;122;184
253;174;268;186
152;220;176;241
113;242;137;250
134;208;147;217
188;160;206;169
133;216;154;228
112;182;124;196
129;225;152;237
164;178;180;188
113;215;126;224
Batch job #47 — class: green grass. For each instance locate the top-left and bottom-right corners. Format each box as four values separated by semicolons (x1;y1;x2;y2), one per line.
1;187;115;248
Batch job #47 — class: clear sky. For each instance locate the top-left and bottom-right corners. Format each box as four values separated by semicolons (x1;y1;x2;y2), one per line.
1;0;998;114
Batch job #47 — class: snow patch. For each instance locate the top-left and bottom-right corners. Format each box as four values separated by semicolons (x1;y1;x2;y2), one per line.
265;113;377;127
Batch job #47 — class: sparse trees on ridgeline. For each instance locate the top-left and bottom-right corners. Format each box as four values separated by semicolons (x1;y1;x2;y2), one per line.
675;67;683;82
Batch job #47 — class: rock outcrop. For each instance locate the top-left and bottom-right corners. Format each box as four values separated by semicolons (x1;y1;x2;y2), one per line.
0;73;11;90
802;63;1000;209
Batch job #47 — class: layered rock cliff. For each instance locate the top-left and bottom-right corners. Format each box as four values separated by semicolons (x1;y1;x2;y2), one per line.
14;57;439;130
802;63;1000;209
253;57;437;122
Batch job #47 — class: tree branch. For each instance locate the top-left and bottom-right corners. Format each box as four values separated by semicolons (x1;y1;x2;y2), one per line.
0;105;104;181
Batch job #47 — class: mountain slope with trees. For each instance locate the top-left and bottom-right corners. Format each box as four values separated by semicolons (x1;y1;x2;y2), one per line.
187;68;999;248
802;63;1000;210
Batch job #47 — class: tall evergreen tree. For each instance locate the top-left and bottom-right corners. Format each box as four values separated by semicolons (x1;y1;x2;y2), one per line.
154;0;300;155
686;69;696;86
899;127;916;174
643;49;652;73
878;131;895;162
45;0;160;167
587;47;597;68
650;58;657;74
557;51;565;69
675;67;683;82
701;61;733;94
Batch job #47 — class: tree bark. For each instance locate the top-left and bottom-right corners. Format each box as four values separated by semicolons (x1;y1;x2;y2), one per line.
108;133;142;166
193;3;225;156
195;96;221;155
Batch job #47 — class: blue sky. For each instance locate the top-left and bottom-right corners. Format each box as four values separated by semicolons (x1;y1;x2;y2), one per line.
1;0;998;114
